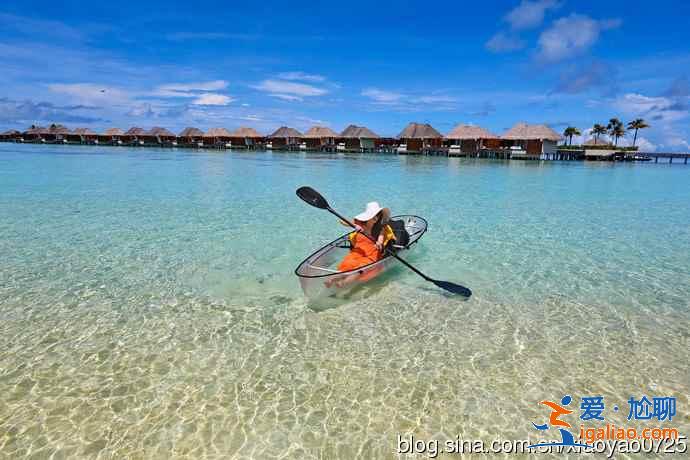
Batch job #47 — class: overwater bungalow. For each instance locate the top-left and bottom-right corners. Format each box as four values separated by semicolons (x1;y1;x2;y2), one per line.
23;126;47;143
178;127;204;147
68;128;98;145
147;127;177;146
44;124;71;144
268;126;302;150
229;127;263;149
501;123;561;159
339;124;380;152
100;128;124;145
123;127;146;146
445;124;499;156
303;126;338;151
0;129;22;142
397;122;443;154
204;128;233;148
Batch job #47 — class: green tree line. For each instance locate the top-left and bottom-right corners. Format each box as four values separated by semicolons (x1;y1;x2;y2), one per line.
563;119;650;147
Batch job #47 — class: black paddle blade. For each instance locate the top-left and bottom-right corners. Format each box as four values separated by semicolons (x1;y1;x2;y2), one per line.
432;279;472;298
296;186;329;209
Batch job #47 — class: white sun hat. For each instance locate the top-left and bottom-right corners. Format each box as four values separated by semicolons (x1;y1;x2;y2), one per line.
354;202;390;222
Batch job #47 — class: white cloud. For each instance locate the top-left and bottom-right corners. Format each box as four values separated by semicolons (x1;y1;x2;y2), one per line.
48;83;131;105
277;71;325;82
618;136;657;152
505;0;561;30
485;32;526;53
252;79;327;99
635;137;657;152
414;95;458;104
269;94;304;102
126;103;158;117
192;93;233;106
537;14;621;62
612;93;688;123
665;136;690;150
155;80;228;97
361;88;457;112
361;88;403;103
0;97;106;125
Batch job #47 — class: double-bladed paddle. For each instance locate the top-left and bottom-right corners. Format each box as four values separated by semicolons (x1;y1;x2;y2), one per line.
296;186;472;298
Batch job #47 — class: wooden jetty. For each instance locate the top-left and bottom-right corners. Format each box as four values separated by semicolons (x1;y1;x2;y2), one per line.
645;152;690;164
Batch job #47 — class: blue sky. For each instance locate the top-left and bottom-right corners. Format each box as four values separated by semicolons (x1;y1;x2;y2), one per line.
1;0;690;150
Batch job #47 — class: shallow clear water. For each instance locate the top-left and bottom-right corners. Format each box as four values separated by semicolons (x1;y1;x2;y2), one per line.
1;144;689;459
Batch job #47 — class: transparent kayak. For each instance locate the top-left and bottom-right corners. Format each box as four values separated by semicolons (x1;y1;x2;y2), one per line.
295;215;428;300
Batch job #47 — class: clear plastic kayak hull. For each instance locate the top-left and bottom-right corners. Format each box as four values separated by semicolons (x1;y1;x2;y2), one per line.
294;215;427;300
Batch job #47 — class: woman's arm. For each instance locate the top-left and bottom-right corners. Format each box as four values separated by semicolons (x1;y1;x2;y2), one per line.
339;219;362;232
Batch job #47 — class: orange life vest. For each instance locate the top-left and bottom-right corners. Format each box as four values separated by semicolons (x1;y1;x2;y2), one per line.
337;225;395;272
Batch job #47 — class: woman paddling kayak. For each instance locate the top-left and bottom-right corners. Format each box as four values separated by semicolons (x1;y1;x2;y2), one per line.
325;202;396;288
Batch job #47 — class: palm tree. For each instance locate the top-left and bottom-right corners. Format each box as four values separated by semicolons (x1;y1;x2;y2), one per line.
607;118;625;146
591;124;607;144
563;126;581;145
627;119;649;147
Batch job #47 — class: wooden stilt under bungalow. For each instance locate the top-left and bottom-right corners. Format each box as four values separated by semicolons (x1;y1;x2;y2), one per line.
269;127;303;151
178;127;204;148
101;128;124;145
339;125;380;152
445;124;499;157
124;127;146;146
501;123;562;159
203;128;233;149
304;126;339;152
229;127;263;150
397;123;443;154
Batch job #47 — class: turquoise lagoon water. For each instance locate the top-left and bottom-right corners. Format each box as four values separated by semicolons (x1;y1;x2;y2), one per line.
1;143;689;458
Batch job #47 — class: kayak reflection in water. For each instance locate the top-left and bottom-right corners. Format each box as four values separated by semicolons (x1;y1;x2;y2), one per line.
325;202;396;288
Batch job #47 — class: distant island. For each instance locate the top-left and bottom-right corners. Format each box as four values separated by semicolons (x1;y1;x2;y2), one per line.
2;117;686;163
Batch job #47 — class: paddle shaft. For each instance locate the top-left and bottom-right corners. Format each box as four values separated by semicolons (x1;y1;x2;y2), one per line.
325;206;432;282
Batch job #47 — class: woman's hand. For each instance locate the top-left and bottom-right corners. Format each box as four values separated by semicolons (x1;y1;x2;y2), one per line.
375;235;384;251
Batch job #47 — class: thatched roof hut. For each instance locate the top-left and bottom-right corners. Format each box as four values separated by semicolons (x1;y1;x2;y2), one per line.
230;127;262;138
397;122;442;139
73;128;97;135
304;126;339;138
501;123;561;141
125;127;146;136
104;128;124;136
48;124;71;135
148;127;176;137
584;138;610;146
445;124;497;139
203;128;233;138
340;125;380;138
0;129;21;140
269;126;303;138
179;127;204;137
25;126;48;135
